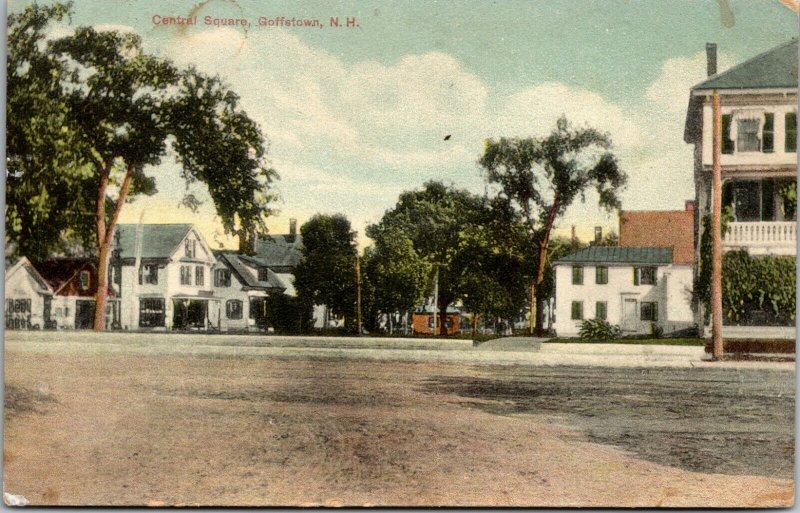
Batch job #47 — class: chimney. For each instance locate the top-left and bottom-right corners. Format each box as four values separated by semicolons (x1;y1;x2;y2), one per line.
706;43;717;77
287;218;297;243
594;226;602;244
685;200;695;212
571;225;577;243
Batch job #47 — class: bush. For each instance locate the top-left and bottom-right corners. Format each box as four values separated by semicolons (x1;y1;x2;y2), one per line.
650;323;664;339
579;319;622;340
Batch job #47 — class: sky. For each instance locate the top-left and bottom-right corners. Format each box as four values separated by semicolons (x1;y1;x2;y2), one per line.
8;0;800;248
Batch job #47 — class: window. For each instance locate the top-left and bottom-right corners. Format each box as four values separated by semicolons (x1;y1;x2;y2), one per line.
185;239;196;258
571;265;583;285
736;118;760;152
226;300;243;320
139;298;165;327
786;112;797;153
214;269;231;287
195;266;205;287
595;301;607;321
762;113;774;153
139;264;158;285
634;266;657;286
79;270;91;291
571;301;583;320
640;302;658;322
721;114;734;154
258;267;270;282
180;265;192;285
595;266;608;285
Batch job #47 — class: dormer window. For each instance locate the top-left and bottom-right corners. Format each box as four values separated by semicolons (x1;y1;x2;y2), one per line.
79;270;91;291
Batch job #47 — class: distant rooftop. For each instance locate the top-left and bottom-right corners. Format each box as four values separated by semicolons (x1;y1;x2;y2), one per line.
556;246;673;265
692;39;798;91
115;224;193;260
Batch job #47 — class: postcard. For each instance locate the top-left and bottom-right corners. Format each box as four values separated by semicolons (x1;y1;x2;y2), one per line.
3;0;797;507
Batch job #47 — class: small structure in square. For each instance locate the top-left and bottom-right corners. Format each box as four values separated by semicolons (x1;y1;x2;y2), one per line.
552;246;694;338
411;305;462;336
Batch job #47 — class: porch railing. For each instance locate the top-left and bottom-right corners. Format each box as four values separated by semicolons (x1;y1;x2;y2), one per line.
723;221;796;253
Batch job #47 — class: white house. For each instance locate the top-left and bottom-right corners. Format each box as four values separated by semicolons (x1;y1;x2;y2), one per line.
112;223;218;331
685;40;797;257
552;247;694;337
4;257;53;330
212;252;286;332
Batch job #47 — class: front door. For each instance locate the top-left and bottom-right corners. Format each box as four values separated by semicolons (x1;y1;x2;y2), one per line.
75;300;95;329
621;298;638;332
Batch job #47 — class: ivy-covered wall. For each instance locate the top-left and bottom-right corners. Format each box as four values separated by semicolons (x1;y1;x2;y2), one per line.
695;214;796;326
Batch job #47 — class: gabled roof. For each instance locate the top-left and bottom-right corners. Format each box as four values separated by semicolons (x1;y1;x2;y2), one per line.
253;234;304;269
216;252;286;291
556;247;673;265
115;224;193;260
6;257;53;293
34;258;95;294
692;39;798;91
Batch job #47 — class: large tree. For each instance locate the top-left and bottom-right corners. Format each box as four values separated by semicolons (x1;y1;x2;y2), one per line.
367;181;527;336
479;116;627;334
361;225;431;333
293;214;358;328
7;3;278;330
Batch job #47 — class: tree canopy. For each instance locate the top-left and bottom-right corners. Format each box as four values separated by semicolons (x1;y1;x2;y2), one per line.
6;2;278;329
479;116;627;333
293;214;357;325
366;181;529;335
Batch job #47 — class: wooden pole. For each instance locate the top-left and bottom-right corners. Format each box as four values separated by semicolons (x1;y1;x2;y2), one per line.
355;253;361;336
711;90;724;359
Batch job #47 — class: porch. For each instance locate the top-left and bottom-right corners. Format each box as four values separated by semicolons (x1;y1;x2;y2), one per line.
721;176;796;255
723;221;796;255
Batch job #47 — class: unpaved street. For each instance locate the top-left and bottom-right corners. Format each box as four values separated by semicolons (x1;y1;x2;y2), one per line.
3;333;795;507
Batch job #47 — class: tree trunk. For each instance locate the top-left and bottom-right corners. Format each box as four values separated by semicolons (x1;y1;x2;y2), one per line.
533;199;560;336
472;313;478;340
92;165;133;331
438;302;448;336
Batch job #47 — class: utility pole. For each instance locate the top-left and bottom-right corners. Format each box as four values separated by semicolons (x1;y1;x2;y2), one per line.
432;265;439;336
353;232;361;336
711;89;724;359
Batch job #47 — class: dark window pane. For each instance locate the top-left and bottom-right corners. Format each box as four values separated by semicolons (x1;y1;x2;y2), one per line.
786;113;797;152
763;113;774;152
722;114;734;154
595;302;607;321
595;266;608;285
571;301;583;320
572;266;583;285
762;179;775;221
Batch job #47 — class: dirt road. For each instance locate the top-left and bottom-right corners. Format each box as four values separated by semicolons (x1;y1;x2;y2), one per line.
3;334;794;507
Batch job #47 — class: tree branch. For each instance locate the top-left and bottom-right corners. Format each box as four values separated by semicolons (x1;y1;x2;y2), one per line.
103;164;134;248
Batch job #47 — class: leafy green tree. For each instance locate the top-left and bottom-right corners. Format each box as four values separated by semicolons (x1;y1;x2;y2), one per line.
368;182;528;336
6;2;96;259
293;214;357;327
368;181;483;335
6;3;278;330
456;197;530;335
361;226;431;333
479;116;627;334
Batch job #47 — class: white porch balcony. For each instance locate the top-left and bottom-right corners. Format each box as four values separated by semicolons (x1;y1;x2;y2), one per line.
723;221;796;255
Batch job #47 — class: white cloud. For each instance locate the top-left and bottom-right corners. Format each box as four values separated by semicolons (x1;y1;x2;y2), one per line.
144;26;735;244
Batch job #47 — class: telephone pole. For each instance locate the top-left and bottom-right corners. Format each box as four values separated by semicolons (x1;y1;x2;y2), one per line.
711;90;724;359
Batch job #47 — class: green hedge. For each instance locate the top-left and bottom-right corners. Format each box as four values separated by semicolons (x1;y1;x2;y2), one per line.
719;251;796;325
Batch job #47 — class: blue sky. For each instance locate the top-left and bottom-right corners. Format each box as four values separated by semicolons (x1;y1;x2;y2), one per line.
9;0;799;247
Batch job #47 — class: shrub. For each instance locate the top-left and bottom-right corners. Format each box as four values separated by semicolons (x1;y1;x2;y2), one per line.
650;323;664;339
579;319;622;340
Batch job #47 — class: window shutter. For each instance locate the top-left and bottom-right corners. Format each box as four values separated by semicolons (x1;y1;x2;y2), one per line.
763;113;774;153
633;267;639;285
654;303;659;322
